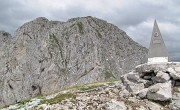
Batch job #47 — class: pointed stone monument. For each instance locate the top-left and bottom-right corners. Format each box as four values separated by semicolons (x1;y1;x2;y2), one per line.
148;20;170;63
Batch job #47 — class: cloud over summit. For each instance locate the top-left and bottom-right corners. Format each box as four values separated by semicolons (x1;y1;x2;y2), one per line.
0;0;179;61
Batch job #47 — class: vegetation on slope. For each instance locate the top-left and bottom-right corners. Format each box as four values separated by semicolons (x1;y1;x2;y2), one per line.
1;80;118;110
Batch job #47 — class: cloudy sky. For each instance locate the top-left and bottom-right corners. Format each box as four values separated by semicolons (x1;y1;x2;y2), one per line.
0;0;180;61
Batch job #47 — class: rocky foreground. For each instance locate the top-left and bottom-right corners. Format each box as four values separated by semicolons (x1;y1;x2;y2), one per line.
2;62;180;110
1;80;169;110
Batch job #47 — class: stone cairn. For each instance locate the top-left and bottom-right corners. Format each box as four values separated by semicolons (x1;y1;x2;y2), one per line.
121;62;180;103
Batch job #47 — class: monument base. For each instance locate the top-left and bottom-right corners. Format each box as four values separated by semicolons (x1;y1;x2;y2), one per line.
148;57;168;63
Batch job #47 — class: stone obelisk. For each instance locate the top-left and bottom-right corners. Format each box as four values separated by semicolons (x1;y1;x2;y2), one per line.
148;20;170;63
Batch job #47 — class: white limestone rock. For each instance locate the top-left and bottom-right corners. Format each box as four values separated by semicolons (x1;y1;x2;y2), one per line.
147;81;172;101
121;73;145;93
175;67;180;72
137;88;148;98
119;89;130;97
168;67;180;80
127;83;144;93
152;71;170;83
127;73;140;83
105;99;127;110
135;63;168;77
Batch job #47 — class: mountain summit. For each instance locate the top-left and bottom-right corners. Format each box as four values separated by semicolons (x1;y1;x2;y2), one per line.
0;16;147;107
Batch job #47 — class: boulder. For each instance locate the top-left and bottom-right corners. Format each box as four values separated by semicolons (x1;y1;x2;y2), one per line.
119;89;130;98
151;71;170;83
127;73;139;83
105;99;127;110
167;68;180;80
127;83;144;93
120;74;130;87
147;81;172;101
175;67;180;73
135;63;168;77
137;88;148;98
121;73;145;93
144;80;153;88
143;75;152;80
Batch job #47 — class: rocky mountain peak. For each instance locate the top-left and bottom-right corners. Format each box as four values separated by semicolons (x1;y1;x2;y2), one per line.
0;16;148;107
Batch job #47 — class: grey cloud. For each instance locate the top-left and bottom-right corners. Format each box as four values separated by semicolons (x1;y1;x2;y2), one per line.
114;2;166;26
0;0;179;61
0;1;49;34
48;5;101;22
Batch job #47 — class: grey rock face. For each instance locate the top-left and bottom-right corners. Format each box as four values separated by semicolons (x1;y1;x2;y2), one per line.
0;31;12;106
147;81;172;101
0;16;148;107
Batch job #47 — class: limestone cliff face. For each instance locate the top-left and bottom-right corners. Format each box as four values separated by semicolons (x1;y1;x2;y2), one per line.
0;16;147;106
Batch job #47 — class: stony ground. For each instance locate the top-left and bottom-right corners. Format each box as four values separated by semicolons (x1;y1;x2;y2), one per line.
1;80;171;110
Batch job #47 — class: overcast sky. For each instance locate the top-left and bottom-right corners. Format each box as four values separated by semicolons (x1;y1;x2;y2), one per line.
0;0;180;61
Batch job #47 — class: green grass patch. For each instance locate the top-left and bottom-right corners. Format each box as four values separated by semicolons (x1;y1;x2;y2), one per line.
150;100;172;106
68;106;73;109
40;93;75;105
70;99;76;104
2;32;8;36
106;82;115;85
70;23;76;28
95;29;102;38
49;51;53;58
87;20;102;38
62;82;106;92
104;71;116;79
106;91;109;94
77;22;83;34
50;34;59;46
49;33;65;65
18;98;31;104
1;80;121;109
79;84;104;91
